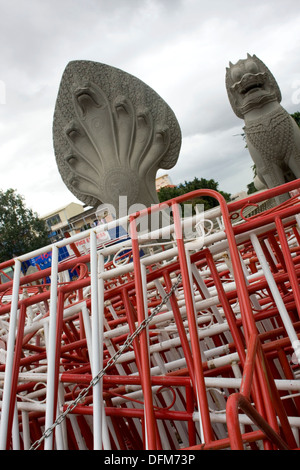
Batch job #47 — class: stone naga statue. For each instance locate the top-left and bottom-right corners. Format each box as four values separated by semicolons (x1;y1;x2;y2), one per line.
53;61;181;217
226;54;300;200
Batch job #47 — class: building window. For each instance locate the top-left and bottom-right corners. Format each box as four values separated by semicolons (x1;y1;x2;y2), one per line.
46;214;61;229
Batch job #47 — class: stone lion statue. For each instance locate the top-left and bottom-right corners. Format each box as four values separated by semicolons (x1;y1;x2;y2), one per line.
226;53;300;202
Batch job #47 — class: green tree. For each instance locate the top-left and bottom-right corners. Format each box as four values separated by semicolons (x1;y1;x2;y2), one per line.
247;181;257;194
0;189;49;262
291;111;300;127
158;177;231;211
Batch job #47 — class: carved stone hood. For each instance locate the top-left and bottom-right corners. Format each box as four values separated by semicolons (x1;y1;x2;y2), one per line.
53;60;182;216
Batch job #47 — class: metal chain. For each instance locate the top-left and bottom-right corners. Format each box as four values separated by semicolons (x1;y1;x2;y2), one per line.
29;273;182;450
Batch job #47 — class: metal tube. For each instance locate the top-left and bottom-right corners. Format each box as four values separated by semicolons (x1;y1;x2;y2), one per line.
130;215;157;449
172;202;214;444
12;404;20;450
44;244;59;450
226;393;290;450
90;229;102;449
21;411;31;450
0;258;21;449
5;303;27;448
251;233;300;363
275;217;300;319
98;252;111;451
240;335;258;399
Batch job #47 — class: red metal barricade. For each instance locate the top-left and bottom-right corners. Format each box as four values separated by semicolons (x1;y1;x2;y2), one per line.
1;179;300;450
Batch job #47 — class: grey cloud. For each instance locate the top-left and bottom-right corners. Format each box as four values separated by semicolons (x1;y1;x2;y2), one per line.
0;0;300;214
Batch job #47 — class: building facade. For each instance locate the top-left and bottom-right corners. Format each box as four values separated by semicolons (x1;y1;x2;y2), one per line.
43;175;173;243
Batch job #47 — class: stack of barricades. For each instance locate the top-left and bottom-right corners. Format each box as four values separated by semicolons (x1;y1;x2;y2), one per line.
1;179;300;450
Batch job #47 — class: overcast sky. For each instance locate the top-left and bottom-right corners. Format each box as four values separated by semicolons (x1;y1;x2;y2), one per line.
1;0;300;216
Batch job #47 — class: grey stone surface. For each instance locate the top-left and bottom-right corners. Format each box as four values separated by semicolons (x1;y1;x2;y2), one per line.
53;61;181;216
226;54;300;201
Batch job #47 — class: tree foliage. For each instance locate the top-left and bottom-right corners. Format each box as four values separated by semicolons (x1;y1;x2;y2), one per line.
0;189;49;262
247;181;257;194
157;177;231;211
291;111;300;127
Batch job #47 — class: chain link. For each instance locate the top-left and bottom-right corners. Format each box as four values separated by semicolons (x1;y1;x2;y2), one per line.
29;273;182;450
